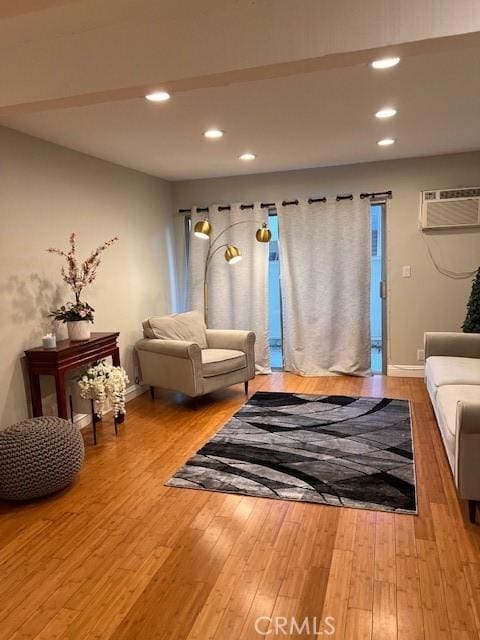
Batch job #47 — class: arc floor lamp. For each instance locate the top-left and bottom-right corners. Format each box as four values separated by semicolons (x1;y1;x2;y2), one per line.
193;218;272;325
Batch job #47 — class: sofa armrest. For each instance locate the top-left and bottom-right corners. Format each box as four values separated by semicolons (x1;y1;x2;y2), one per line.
458;400;480;435
206;329;255;353
135;338;201;360
455;400;480;500
424;332;480;359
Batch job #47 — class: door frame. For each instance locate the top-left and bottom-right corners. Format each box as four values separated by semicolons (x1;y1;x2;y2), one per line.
373;200;388;375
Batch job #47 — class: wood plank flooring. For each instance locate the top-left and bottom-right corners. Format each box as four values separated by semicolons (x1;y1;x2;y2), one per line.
0;373;479;639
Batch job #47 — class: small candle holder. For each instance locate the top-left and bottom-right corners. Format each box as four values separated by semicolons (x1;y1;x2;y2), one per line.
42;334;57;349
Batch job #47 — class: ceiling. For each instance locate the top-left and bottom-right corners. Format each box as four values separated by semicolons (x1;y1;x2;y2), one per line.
2;1;480;181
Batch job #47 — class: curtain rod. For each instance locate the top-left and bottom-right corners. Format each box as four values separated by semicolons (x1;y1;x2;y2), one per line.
178;190;392;213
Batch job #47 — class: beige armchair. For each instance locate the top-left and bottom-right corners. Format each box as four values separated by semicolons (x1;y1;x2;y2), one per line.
135;310;256;402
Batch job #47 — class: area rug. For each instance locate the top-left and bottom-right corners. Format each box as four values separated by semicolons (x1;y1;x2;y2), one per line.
166;392;417;514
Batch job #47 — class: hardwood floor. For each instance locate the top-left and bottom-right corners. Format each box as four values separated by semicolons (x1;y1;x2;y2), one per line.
0;373;479;639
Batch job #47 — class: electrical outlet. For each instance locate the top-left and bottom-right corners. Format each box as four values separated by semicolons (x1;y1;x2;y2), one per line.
417;349;425;362
402;265;412;278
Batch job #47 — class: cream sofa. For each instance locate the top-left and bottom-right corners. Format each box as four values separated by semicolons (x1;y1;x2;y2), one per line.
424;332;480;523
135;310;256;403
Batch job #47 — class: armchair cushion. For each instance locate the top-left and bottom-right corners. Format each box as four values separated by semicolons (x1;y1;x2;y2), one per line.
143;310;208;348
201;349;246;377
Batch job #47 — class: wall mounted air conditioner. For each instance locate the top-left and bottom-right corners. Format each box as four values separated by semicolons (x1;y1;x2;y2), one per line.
420;188;480;230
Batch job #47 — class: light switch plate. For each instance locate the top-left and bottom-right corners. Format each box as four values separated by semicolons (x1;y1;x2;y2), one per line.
402;265;412;278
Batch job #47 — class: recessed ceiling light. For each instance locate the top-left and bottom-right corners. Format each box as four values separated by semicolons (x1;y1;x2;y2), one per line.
377;138;396;146
371;57;400;69
145;91;171;102
204;129;224;139
239;152;256;161
375;107;397;119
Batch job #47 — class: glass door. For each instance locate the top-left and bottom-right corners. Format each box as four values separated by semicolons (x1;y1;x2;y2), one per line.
370;203;386;373
268;214;283;369
268;206;386;372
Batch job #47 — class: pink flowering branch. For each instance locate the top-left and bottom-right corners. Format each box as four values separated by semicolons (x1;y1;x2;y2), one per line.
47;233;118;302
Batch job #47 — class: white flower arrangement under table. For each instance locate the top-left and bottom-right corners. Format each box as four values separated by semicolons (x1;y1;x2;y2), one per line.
76;360;129;444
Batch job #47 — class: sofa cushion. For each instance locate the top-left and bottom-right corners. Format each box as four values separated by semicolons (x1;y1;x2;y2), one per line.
143;311;207;348
201;349;246;377
425;356;480;399
436;385;480;442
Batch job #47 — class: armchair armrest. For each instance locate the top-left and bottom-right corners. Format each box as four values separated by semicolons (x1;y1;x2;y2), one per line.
135;338;201;359
455;400;480;500
424;332;480;359
135;338;203;396
206;329;255;352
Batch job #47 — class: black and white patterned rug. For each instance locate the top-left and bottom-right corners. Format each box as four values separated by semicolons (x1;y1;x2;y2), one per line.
166;392;417;514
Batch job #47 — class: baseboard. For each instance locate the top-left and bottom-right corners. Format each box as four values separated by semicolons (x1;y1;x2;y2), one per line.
387;365;425;378
73;383;148;431
125;383;149;402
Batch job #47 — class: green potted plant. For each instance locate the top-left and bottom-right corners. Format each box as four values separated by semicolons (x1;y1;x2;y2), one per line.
48;233;118;341
49;301;95;341
463;266;480;333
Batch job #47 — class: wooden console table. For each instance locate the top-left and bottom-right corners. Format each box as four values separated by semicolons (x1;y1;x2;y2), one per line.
25;332;120;420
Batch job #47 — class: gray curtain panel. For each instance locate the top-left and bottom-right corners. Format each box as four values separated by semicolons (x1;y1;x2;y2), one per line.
277;196;371;376
188;203;271;373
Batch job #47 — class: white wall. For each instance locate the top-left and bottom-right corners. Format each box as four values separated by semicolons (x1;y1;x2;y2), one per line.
0;126;175;426
172;151;480;369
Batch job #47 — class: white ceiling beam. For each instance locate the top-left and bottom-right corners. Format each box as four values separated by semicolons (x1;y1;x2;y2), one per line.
1;32;479;118
1;0;479;111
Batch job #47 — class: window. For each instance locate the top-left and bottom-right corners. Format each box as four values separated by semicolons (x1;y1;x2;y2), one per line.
268;213;283;369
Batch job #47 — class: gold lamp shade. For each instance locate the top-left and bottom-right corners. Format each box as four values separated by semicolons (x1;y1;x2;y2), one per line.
194;219;212;239
256;223;272;243
225;245;242;264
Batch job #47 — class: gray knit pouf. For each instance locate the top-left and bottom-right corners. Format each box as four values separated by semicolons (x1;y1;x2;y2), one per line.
0;417;85;501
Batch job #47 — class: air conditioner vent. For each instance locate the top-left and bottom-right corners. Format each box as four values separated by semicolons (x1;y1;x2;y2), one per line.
440;188;480;199
426;200;479;228
420;187;480;230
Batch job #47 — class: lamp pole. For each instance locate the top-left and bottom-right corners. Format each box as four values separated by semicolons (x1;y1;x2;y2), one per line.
201;220;269;326
203;242;229;326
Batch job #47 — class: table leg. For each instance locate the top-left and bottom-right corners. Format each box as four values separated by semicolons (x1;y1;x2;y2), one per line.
54;371;68;419
112;347;120;367
111;347;125;423
29;371;43;417
91;400;97;445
